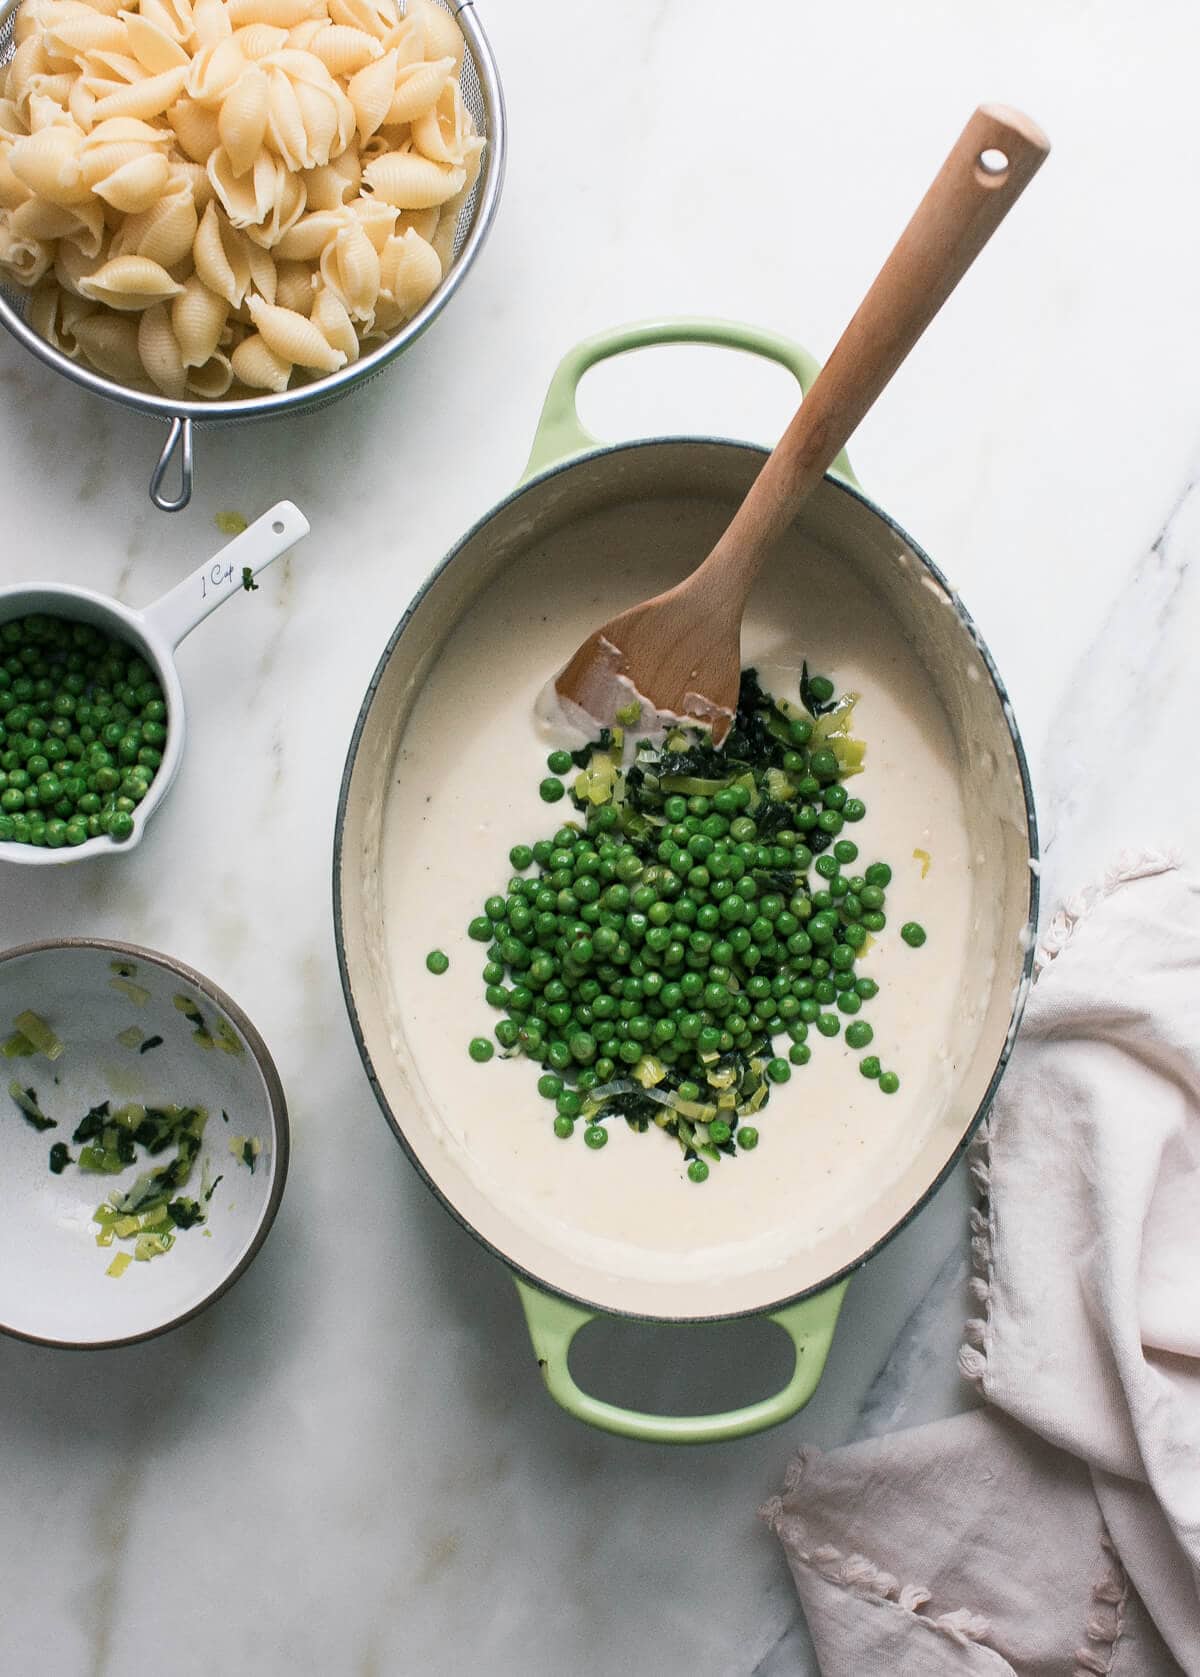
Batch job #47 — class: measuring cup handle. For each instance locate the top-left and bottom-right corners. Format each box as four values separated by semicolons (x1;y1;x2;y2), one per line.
513;1276;847;1445
140;501;311;651
520;318;859;486
150;418;195;513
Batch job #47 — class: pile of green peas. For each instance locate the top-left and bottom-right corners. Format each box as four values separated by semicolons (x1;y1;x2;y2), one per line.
0;615;168;849
431;676;927;1179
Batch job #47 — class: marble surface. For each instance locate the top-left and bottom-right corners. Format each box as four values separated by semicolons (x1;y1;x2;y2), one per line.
2;2;1200;1672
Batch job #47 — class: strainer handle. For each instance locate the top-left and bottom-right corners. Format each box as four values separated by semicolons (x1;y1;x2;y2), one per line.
512;1276;847;1445
150;417;194;513
520;318;858;486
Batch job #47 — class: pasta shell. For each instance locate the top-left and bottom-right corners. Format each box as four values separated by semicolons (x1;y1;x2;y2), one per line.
6;38;50;116
81;137;160;189
395;205;437;241
302;157;356;211
207;142;277;226
430;140;479;268
346;193;395;250
0;100;29;142
120;9;190;73
384;55;451;128
167;96;221;162
0;149;33;212
74;310;143;379
308;23;380;75
219;65;269;176
0;211;54;285
230;329;289;389
11;191;104;254
285;18;323;49
273;205;344;260
411;76;470;164
67;74;98;127
345;47;395;143
240;164;304;246
116;177;198;265
137;300;187;397
26;88;77;131
246;292;344;370
192;198;250;304
309;283;357;361
93;148;171;211
7;125;90;206
328;0;395;39
361;145;462;209
171;272;227;363
90;63;188;121
186;37;246;106
274;256;313;312
406;0;463;72
171;157;214;210
381;13;426;69
78;251;183;308
262;62;305;168
317;215;377;320
291;75;343;168
43;12;130;64
186;350;233;396
28;278;96;358
244;233;276;299
192;0;233;47
228;0;319;27
138;0;194;45
54;231;107;294
232;23;289;58
80;47;146;86
379;224;438;315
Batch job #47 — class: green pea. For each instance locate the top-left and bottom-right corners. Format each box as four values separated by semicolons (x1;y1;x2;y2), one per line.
860;1055;882;1079
546;749;573;774
789;1042;811;1066
687;1158;709;1183
738;1126;759;1150
766;1057;790;1083
425;949;449;975
107;810;134;841
584;1124;608;1150
539;777;565;803
865;863;892;888
553;1115;574;1139
816;1013;840;1038
845;1021;873;1049
468;1037;494;1062
878;1071;900;1094
901;921;927;947
467;917;492;941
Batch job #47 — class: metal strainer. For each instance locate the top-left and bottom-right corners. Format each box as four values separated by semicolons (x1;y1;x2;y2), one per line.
0;0;505;511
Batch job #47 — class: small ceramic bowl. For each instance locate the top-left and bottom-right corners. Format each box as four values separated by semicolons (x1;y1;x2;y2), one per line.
0;501;309;868
0;938;288;1348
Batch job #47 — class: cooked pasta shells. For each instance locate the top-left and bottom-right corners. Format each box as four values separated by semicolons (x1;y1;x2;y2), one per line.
345;46;395;141
91;63;188;121
246;291;345;369
309;281;357;361
385;54;450;127
1;0;484;394
137;299;187;395
362;145;462;209
72;309;143;379
219;64;270;175
7;125;90;206
193;198;251;303
308;23;379;76
93;147;171;210
78;251;183;307
230;329;289;390
317;215;378;319
171;271;227;363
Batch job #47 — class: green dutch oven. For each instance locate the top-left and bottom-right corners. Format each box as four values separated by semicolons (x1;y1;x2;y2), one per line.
334;319;1038;1444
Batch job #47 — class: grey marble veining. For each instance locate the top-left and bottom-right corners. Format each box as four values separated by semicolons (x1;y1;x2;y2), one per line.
3;1;1200;1673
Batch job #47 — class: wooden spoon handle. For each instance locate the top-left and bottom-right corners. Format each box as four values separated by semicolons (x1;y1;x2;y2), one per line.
698;104;1050;586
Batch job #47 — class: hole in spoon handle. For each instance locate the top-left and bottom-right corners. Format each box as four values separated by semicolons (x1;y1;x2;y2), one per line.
149;417;194;513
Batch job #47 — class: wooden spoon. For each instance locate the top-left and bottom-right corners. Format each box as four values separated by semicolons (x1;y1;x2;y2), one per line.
555;104;1049;742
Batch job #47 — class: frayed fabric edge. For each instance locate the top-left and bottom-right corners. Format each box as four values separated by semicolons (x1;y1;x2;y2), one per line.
958;848;1179;1395
1072;1532;1129;1677
760;1471;992;1648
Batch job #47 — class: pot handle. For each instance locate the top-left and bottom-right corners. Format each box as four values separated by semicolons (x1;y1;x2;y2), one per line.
520;318;859;487
513;1275;847;1445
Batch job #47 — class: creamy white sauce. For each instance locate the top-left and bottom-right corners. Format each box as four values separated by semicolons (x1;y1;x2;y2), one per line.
378;503;980;1288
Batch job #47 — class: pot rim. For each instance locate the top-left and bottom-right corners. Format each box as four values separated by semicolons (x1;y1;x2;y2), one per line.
333;435;1039;1324
0;935;290;1349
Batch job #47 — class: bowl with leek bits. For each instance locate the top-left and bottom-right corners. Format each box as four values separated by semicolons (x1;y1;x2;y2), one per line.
0;938;288;1348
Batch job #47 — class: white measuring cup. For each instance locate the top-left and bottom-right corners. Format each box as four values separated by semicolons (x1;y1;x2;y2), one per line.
0;501;310;866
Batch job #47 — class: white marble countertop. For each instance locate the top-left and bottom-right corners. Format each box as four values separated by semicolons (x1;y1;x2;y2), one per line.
3;2;1200;1672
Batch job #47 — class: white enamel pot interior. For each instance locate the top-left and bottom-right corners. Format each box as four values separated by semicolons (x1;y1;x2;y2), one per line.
0;502;309;865
0;938;288;1348
335;446;1037;1299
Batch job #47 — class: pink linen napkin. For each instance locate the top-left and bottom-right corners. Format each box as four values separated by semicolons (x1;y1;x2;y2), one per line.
763;855;1200;1676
